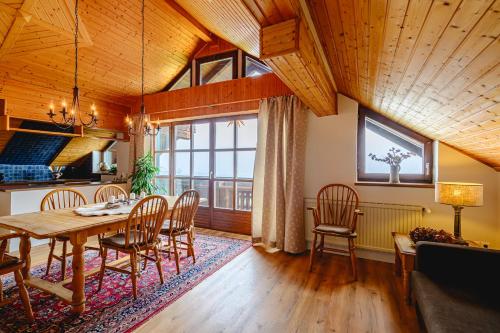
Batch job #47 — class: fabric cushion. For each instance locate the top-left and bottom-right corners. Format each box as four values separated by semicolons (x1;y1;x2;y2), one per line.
161;221;188;234
101;231;149;248
0;254;20;269
314;224;356;236
412;271;500;333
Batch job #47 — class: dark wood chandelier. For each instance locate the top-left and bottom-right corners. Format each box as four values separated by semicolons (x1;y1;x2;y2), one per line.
47;0;97;129
127;0;160;137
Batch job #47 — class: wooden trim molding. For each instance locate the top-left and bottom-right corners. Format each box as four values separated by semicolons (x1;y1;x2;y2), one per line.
355;182;435;189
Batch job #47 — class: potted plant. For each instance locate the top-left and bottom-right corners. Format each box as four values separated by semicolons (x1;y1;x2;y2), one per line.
369;147;414;183
130;152;159;195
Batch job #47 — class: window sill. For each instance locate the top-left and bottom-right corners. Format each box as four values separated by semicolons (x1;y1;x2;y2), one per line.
355;182;435;189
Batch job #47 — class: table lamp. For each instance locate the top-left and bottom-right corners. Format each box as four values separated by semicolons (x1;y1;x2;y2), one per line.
435;182;483;244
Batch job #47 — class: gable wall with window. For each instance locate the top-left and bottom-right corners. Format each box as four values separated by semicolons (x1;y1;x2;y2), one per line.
304;94;500;249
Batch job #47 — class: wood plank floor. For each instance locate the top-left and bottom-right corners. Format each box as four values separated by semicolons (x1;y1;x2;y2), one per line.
21;229;419;333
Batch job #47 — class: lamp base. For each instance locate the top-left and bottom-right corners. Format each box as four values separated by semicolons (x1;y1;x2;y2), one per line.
453;238;469;246
453;205;464;239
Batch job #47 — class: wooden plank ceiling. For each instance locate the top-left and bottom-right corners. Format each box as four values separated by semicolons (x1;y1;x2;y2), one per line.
0;0;498;168
172;0;499;169
0;0;209;129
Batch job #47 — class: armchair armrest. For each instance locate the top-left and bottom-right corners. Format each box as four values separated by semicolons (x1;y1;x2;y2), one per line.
307;207;320;227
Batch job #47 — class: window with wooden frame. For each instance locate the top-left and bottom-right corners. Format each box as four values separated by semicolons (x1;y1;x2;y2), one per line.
242;54;272;78
164;66;191;91
196;51;238;86
152;115;257;212
357;106;433;183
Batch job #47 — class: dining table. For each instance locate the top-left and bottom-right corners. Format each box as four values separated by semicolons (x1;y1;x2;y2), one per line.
0;195;180;314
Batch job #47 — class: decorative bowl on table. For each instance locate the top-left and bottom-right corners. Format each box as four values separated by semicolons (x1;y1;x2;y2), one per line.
409;227;454;247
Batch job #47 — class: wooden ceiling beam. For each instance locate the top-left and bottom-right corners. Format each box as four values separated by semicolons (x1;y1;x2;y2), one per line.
297;0;337;92
0;11;32;60
261;18;337;116
163;0;212;42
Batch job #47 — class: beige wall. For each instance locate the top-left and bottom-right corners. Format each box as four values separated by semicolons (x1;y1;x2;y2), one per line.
304;94;500;248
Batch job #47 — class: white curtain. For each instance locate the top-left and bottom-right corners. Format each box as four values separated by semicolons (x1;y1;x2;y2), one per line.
252;95;308;254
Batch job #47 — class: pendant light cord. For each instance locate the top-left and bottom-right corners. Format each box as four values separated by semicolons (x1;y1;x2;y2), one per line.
74;0;79;88
141;0;145;112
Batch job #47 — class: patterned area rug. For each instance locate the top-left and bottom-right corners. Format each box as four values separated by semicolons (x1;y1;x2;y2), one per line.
0;234;250;333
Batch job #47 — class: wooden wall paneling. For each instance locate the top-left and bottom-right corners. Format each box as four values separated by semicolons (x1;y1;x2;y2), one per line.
400;0;499;115
242;0;297;26
212;209;251;235
386;0;462;117
308;0;347;95
0;117;21;154
0;79;129;130
0;0;208;132
371;0;408;109
51;135;111;167
137;74;293;120
261;18;337;116
194;37;237;60
377;0;433;112
309;0;499;168
175;0;261;57
393;0;494;117
163;0;212;42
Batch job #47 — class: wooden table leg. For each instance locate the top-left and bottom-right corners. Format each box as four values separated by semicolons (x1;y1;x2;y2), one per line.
394;245;402;277
70;232;87;314
19;235;31;279
403;268;412;304
403;255;415;305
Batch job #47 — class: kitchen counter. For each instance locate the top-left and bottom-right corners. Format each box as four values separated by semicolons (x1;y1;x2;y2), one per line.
0;179;126;192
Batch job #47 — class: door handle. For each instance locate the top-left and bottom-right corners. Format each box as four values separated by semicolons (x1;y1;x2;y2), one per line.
210;171;214;180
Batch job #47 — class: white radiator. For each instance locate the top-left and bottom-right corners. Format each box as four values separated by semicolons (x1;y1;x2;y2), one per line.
305;199;424;253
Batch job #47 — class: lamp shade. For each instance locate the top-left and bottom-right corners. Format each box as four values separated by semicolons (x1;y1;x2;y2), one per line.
435;182;483;207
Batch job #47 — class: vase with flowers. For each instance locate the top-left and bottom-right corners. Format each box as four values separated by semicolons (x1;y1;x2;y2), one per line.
369;147;414;184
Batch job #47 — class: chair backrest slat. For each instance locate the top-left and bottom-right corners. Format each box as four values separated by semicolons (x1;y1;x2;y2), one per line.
316;184;360;231
169;190;200;233
125;195;168;247
94;185;128;203
41;188;88;211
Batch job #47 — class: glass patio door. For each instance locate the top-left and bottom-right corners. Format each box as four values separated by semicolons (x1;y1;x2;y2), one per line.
154;115;257;234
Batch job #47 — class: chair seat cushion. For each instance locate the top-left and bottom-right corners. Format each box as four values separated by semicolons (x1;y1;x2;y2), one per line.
0;254;20;269
160;221;186;234
100;231;150;248
314;224;356;236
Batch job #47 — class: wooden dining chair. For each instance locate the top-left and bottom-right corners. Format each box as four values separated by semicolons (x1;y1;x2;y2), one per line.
159;190;200;275
0;231;34;322
41;188;90;281
94;184;128;259
98;195;168;299
94;184;128;203
308;184;363;280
